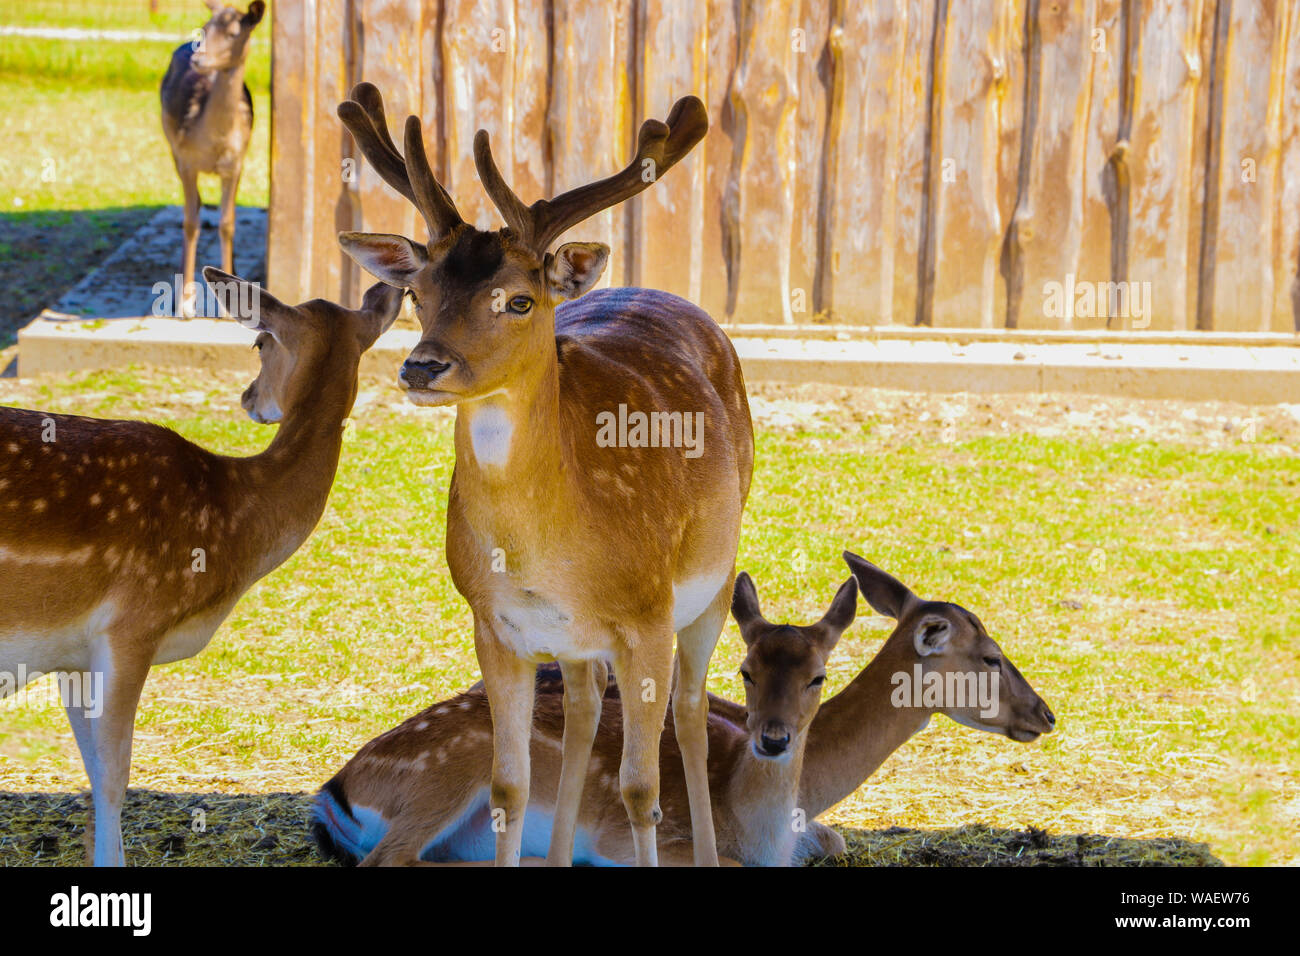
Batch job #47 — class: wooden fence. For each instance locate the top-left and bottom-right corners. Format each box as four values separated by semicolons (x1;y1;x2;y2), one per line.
267;0;1300;332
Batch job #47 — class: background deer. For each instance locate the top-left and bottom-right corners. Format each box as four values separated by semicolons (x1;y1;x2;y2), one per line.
0;269;401;865
335;83;754;866
160;1;265;316
309;555;1055;866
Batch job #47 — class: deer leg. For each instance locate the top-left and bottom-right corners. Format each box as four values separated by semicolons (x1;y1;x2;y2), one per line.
179;168;202;317
218;169;239;275
63;676;99;864
671;583;729;867
613;633;674;867
545;659;605;866
796;820;847;864
82;635;152;867
475;620;535;867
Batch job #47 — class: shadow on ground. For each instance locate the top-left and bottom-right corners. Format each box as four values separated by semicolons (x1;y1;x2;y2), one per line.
0;206;162;343
0;790;1223;867
0;204;267;345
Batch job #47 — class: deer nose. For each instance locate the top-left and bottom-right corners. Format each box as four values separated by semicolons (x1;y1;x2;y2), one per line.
400;357;451;390
758;729;791;756
1039;701;1056;728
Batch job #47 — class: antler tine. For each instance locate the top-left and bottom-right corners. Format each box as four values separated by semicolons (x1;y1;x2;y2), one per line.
526;95;709;254
337;82;463;239
473;129;534;244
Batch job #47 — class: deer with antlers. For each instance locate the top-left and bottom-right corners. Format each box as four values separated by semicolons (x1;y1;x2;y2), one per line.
334;83;753;866
309;553;1055;866
0;271;402;865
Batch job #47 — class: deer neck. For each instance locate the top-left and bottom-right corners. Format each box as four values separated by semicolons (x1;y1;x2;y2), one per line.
452;354;567;503
201;58;249;130
729;733;809;866
799;640;930;819
233;353;357;568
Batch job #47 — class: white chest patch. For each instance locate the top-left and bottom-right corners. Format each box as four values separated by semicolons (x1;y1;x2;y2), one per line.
468;405;514;468
672;571;729;632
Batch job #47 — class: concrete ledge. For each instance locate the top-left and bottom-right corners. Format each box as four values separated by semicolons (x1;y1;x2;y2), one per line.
17;313;1300;404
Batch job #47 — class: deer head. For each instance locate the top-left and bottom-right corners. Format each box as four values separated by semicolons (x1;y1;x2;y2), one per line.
843;551;1056;742
729;572;859;760
202;267;403;425
191;1;265;74
333;83;708;406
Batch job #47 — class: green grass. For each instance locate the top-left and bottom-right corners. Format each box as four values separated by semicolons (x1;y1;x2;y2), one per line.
0;2;272;339
0;371;1296;866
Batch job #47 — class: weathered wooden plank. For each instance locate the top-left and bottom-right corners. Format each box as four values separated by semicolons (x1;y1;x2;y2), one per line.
893;0;935;326
442;0;522;232
1208;0;1286;330
1077;0;1124;317
700;0;737;320
307;0;348;305
1273;1;1300;331
823;0;906;325
994;0;1027;328
929;0;1003;328
724;0;797;324
355;0;423;251
1126;0;1200;331
1005;0;1098;330
634;0;709;300
267;0;315;301
788;0;829;321
1185;0;1213;329
548;0;634;288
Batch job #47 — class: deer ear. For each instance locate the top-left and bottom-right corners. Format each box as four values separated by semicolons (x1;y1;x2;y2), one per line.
913;616;952;657
545;242;609;300
338;232;428;289
730;572;766;643
202;267;291;336
243;1;266;26
354;281;405;350
843;551;918;621
814;576;857;651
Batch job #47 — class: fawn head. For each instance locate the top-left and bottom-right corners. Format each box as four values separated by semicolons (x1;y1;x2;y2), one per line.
333;83;707;406
191;1;265;74
203;267;403;425
730;572;858;761
843;551;1056;742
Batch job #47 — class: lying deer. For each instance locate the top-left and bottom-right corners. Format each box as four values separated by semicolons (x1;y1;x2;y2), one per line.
310;554;1055;866
0;268;401;865
335;83;753;866
160;1;265;316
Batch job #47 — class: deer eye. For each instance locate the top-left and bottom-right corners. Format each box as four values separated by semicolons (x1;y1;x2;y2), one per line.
808;675;825;689
507;295;533;315
983;656;1001;669
740;670;754;685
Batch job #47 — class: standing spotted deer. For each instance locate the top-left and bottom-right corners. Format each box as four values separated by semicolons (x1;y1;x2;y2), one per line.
160;1;265;316
0;271;402;865
310;554;1055;866
335;83;754;866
